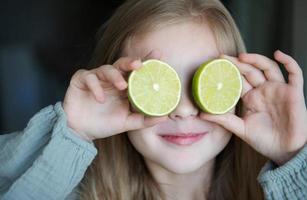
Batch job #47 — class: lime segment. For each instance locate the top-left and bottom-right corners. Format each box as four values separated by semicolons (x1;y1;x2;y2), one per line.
192;59;242;114
128;59;181;116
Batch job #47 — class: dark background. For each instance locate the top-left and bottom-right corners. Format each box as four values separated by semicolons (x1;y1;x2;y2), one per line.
0;0;306;133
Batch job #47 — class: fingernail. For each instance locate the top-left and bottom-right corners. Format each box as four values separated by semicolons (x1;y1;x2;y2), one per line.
119;81;128;89
276;49;283;54
131;60;142;68
116;81;127;90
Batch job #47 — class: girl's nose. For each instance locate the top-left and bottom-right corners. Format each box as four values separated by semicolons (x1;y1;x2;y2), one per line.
169;94;199;120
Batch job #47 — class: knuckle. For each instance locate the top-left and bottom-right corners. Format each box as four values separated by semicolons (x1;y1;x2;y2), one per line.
243;91;258;106
97;64;126;83
287;58;302;75
246;70;264;81
251;53;262;61
254;53;262;59
100;64;114;72
98;65;118;77
115;73;125;81
246;70;255;77
84;74;97;84
85;72;96;79
74;69;87;77
109;69;123;81
296;65;303;75
71;69;88;82
114;57;134;68
263;85;274;97
77;69;88;75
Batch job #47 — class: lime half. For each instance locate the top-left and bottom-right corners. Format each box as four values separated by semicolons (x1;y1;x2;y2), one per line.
128;59;181;116
192;59;242;114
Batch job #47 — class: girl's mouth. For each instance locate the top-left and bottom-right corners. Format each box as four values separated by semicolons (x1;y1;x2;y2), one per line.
159;132;208;146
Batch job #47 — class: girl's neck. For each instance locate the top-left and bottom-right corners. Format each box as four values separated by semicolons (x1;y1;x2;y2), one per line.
145;159;215;200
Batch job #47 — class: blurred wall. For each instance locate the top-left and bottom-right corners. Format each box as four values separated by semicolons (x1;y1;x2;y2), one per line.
0;0;122;132
226;0;307;84
293;0;307;85
1;0;306;133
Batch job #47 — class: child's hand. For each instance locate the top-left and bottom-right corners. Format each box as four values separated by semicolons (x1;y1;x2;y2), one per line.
63;50;168;141
200;50;307;165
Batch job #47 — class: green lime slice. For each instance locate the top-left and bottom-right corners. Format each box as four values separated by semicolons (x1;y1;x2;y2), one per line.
192;59;242;114
128;59;181;116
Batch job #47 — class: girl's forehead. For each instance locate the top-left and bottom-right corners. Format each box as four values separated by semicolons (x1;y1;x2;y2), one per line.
123;21;219;69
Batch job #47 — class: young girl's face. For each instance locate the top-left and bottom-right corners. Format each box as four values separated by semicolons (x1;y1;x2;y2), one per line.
124;20;234;174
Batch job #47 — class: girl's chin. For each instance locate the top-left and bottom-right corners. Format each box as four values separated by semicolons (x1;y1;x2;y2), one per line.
147;147;217;174
155;157;213;175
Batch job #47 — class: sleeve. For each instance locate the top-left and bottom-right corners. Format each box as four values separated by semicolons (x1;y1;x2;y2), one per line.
0;102;97;200
257;144;307;200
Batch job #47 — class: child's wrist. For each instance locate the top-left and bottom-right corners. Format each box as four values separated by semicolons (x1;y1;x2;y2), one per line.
69;127;95;142
272;146;304;166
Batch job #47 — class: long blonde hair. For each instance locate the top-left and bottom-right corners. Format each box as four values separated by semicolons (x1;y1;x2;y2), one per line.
79;0;266;199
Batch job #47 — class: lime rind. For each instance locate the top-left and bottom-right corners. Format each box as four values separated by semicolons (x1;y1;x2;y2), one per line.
192;59;242;114
128;59;181;116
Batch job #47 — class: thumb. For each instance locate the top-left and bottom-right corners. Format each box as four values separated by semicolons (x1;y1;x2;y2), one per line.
200;112;247;141
125;113;168;131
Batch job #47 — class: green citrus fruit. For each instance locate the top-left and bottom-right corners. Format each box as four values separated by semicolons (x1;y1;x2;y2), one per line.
128;59;181;116
192;59;242;114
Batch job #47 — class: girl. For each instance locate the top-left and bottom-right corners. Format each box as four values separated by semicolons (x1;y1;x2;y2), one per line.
1;0;306;199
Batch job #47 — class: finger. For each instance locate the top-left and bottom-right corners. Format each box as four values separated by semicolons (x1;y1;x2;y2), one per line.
84;73;105;103
72;70;105;103
200;112;246;141
221;55;266;87
274;50;304;89
124;113;168;130
113;57;143;71
238;53;285;83
95;66;128;90
241;75;253;97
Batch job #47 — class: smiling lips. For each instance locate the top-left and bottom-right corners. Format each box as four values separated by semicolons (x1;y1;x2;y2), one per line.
159;132;208;146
